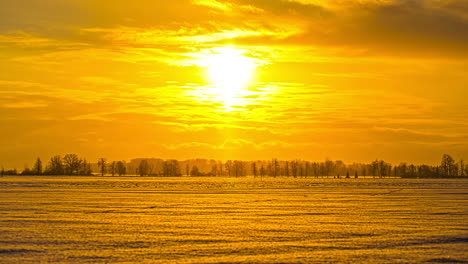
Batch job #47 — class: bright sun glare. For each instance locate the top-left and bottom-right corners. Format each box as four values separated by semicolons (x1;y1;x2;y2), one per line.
195;47;261;111
205;48;256;91
197;47;258;106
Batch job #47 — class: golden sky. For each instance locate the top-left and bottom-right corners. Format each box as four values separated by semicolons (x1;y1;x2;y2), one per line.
1;0;467;167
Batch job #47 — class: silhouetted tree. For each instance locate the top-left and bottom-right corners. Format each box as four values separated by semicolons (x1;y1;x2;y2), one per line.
63;154;82;175
218;161;224;176
22;167;34;175
312;162;318;178
459;160;464;177
97;158;107;177
441;154;456;177
80;159;92;176
162;160;180;176
260;165;265;178
235;160;246;177
33;157;42;175
252;162;257;177
225;160;232;176
116;161;126;176
305;162;310;178
45;155;64;175
408;164;416;177
291;160;298;178
271;159;279;177
371;160;379;178
284;161;289;177
138;159;149;176
110;161;116;176
211;163;217;176
190;165;200;176
325;159;334;178
399;163;407;177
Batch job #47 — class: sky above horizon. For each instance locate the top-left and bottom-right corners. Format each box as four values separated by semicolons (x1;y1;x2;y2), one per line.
1;0;468;168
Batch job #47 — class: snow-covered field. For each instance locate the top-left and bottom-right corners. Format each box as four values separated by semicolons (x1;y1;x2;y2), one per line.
0;177;467;263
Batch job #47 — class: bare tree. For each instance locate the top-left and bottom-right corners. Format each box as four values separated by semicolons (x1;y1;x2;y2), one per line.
291;160;298;178
233;160;244;177
110;161;116;176
63;154;82;175
80;159;92;176
459;160;464;177
441;154;456;177
33;157;42;175
116;161;126;176
225;160;232;177
325;159;334;178
190;165;200;176
97;158;107;177
211;163;217;176
163;160;180;176
252;162;257;177
271;159;279;177
45;155;63;175
138;159;149;176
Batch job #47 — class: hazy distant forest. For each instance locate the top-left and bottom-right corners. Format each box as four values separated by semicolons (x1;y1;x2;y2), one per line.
1;154;467;179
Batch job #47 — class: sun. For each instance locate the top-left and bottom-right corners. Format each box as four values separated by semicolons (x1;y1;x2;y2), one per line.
200;47;257;94
190;47;260;109
205;48;256;91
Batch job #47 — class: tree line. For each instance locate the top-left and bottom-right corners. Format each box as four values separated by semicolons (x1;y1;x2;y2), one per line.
1;154;467;178
1;154;93;176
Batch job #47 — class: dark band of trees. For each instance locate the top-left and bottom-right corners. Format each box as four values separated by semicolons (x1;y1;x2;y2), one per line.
1;154;467;178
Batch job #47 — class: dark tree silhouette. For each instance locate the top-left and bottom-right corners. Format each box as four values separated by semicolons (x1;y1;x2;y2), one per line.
116;161;126;176
252;162;257;177
225;160;232;176
441;154;456;177
260;165;265;178
97;158;107;177
459;159;464;177
22;167;33;175
33;157;42;175
233;160;244;177
325;159;334;178
63;154;82;175
5;153;468;179
138;159;149;176
110;161;116;176
161;160;179;176
190;165;200;176
211;163;217;176
80;159;92;176
46;155;64;175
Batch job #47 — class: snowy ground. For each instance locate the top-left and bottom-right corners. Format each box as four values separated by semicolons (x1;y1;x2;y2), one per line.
0;177;467;263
